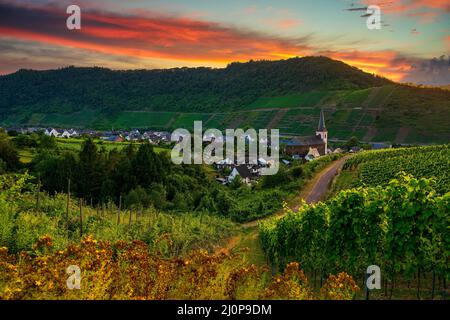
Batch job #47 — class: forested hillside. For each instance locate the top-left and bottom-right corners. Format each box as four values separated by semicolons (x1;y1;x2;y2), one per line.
0;56;389;115
1;56;449;143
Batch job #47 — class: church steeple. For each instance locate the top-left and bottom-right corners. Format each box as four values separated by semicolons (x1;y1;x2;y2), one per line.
316;109;328;154
318;109;327;132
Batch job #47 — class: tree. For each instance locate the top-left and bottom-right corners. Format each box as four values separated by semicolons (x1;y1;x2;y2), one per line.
125;186;154;210
0;132;19;170
77;138;104;202
229;175;243;189
132;143;169;188
12;134;38;148
148;184;166;209
33;153;60;193
0;159;6;174
38;134;57;150
344;136;359;149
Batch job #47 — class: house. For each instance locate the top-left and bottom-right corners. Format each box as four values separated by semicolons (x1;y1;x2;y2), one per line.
60;129;78;138
227;165;254;185
216;177;227;185
61;130;71;138
215;158;234;170
112;135;124;142
45;128;60;137
153;131;171;142
77;129;97;137
70;129;79;137
307;147;320;158
305;147;321;161
285;109;328;158
101;133;124;142
125;129;142;141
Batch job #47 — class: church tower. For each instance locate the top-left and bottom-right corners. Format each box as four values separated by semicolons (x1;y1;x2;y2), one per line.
316;109;328;154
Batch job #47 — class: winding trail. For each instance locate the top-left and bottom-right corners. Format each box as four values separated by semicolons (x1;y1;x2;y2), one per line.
215;156;349;263
301;156;348;205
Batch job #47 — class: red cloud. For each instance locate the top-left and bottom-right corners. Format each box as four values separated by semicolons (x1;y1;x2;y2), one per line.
319;50;414;81
0;1;444;84
0;2;310;64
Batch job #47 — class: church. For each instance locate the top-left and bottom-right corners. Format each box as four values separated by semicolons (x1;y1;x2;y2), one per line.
285;109;328;158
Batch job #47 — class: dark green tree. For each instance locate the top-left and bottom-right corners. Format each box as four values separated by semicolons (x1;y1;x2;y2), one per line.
77;138;104;202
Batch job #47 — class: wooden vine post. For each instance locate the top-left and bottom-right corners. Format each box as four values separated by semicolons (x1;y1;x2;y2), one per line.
117;195;121;225
66;178;71;239
36;173;41;210
79;198;83;238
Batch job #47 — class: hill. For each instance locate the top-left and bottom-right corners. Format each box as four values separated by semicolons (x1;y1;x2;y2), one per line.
1;56;449;143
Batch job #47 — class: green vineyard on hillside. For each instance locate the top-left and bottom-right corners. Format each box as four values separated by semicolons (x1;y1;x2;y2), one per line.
260;174;450;297
341;145;450;194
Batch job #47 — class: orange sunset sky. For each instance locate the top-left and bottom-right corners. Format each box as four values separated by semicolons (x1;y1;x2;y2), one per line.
0;0;449;85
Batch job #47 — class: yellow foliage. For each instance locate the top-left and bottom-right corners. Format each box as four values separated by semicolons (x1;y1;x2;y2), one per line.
0;235;359;300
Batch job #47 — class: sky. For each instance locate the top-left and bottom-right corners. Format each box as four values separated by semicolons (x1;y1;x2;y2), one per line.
0;0;449;85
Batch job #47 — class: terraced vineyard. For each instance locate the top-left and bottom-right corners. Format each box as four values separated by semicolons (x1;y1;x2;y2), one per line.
112;111;176;129
3;83;449;144
338;144;450;194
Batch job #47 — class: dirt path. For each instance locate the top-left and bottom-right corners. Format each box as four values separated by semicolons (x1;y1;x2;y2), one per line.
302;156;348;205
215;156;349;262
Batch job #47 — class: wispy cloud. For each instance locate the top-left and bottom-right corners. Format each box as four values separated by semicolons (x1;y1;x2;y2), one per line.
0;1;448;85
0;1;312;64
361;0;450;23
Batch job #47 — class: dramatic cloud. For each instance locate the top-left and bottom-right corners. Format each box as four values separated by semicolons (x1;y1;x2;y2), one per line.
402;55;450;85
0;2;312;65
318;49;413;81
0;1;448;85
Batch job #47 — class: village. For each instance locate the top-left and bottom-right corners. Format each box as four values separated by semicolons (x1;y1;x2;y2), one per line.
5;126;172;144
2;110;391;187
